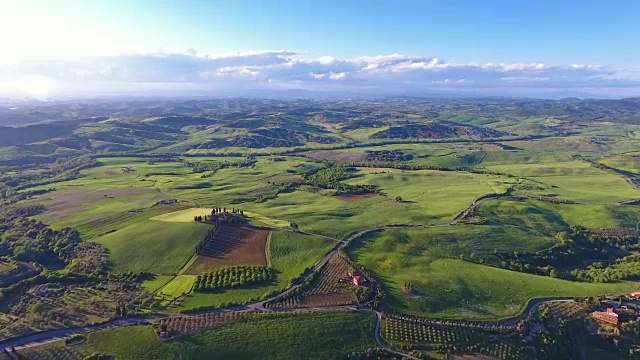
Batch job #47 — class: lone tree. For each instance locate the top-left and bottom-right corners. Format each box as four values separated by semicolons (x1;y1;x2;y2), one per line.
395;196;403;202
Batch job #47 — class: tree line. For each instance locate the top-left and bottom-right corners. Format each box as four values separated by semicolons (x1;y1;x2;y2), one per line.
193;266;272;292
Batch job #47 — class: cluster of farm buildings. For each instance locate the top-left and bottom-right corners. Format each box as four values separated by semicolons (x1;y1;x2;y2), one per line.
591;292;640;326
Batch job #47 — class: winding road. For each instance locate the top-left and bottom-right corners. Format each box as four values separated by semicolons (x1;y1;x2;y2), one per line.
0;192;567;358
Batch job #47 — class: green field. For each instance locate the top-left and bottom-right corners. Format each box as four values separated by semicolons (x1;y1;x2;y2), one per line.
95;221;209;274
151;207;291;228
141;275;174;293
477;198;640;230
157;275;197;298
246;168;499;238
348;228;640;319
484;160;640;203
20;311;376;360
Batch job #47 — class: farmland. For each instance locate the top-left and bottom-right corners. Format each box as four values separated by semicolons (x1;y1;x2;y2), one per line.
2;97;640;359
183;225;269;274
95;220;209;274
15;311;376;360
266;254;357;309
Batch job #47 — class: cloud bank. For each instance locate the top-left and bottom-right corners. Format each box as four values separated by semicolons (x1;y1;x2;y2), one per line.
1;51;638;98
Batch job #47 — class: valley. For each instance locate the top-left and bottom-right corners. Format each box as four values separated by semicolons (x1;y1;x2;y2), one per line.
1;98;640;359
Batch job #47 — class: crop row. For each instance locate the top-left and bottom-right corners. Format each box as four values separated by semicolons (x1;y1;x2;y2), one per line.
456;339;535;360
193;266;272;292
265;254;357;309
537;301;588;320
155;311;246;335
382;318;489;345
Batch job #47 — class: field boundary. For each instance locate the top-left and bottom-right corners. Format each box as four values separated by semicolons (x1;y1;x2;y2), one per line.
265;231;273;268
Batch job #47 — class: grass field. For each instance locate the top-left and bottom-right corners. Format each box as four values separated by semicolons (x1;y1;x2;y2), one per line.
348;229;640;320
95;220;209;274
157;275;197;298
141;275;174;293
477;198;640;230
150;207;213;222
150;207;291;228
18;311;376;360
248;168;499;238
484;160;640;203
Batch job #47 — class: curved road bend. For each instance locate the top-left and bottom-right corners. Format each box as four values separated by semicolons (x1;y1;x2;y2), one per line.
0;192;551;357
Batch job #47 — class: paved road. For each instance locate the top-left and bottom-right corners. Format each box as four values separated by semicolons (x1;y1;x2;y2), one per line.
0;192;557;358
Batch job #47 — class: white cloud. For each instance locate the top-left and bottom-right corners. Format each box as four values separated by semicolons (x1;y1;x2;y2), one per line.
328;72;347;80
0;50;636;98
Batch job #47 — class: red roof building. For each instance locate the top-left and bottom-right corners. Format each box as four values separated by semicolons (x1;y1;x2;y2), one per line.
631;291;640;298
592;309;619;325
353;275;363;287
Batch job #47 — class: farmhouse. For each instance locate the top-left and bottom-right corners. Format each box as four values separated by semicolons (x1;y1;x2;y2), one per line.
591;308;619;325
631;291;640;298
348;269;368;287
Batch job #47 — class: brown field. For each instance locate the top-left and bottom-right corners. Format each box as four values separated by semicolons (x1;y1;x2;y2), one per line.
184;226;269;274
35;187;163;222
301;150;366;162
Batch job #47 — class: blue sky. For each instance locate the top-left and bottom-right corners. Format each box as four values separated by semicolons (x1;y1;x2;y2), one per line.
1;0;639;98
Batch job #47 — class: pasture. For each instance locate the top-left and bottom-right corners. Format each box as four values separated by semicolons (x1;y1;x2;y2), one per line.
484;160;640;203
348;229;640;320
94;220;209;274
477;198;640;230
157;275;197;299
248;168;499;238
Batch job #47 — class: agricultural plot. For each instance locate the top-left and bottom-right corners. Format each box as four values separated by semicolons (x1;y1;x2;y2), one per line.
150;207;214;222
155;275;197;306
249;168;499;239
476;198;640;232
194;266;272;292
22;311;376;360
34;187;167;229
381;316;495;346
151;207;290;228
13;342;91;360
94;220;209;274
154;311;246;335
176;230;335;311
457;339;535;360
484;160;640;203
266;254;357;309
0;279;153;340
184;225;268;274
348;227;639;320
536;301;590;321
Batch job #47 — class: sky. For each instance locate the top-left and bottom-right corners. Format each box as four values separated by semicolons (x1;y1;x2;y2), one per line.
0;0;639;99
